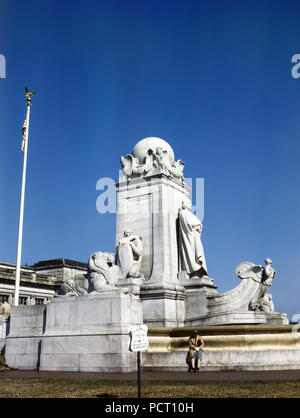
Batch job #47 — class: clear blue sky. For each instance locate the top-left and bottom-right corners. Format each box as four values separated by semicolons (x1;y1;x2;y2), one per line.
1;0;300;319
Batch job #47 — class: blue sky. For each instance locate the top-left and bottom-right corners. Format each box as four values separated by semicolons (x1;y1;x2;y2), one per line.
0;0;300;319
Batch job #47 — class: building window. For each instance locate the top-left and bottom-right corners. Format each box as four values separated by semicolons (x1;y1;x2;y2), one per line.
19;297;27;305
35;298;44;305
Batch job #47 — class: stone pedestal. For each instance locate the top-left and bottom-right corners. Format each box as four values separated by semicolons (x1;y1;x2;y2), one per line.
6;293;144;373
116;174;189;327
117;277;145;296
180;275;219;325
140;283;185;327
5;305;46;370
116;174;189;282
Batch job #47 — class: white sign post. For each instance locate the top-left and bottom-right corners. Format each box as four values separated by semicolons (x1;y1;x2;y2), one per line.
129;324;149;352
129;324;148;398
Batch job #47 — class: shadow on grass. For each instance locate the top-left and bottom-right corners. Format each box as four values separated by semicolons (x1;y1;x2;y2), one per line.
96;393;119;398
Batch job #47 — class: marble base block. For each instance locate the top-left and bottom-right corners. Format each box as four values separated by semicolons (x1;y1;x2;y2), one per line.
5;305;46;370
140;283;186;327
144;325;300;371
117;277;145;296
6;293;144;373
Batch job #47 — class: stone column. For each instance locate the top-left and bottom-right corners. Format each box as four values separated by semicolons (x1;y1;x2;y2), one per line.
116;173;188;327
0;315;9;339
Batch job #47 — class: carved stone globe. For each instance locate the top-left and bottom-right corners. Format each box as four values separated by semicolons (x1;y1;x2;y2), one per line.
132;137;175;164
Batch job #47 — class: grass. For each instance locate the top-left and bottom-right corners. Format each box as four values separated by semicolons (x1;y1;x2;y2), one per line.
0;379;299;398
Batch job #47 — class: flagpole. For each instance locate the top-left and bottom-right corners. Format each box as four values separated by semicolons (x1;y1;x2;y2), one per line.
14;88;35;307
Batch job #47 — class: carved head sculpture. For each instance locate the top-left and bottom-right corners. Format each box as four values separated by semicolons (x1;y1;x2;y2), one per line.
102;252;115;266
88;251;109;272
124;229;134;237
265;258;272;265
181;198;192;211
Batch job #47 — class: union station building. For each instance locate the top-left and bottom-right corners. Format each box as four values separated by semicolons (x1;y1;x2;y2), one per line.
0;259;87;305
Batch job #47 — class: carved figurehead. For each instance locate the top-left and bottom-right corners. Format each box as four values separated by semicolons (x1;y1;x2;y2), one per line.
236;258;276;312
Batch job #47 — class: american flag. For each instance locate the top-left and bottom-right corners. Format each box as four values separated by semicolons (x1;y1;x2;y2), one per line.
21;119;27;151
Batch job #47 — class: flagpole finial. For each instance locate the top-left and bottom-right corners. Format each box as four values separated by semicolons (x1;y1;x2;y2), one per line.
25;87;36;106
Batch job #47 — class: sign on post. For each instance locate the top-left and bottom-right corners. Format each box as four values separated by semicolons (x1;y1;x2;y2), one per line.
129;324;149;352
129;324;148;399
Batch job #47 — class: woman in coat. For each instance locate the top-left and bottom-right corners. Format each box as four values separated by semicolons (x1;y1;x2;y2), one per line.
187;329;204;372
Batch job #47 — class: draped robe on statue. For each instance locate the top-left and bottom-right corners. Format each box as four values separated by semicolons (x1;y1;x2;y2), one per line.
178;208;208;277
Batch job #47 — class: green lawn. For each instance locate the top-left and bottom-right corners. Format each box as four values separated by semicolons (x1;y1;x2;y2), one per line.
0;379;299;398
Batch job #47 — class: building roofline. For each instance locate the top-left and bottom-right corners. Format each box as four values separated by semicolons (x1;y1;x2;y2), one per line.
32;258;88;270
0;262;34;272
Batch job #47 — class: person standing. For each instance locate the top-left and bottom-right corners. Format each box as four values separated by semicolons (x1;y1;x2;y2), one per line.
0;297;11;316
187;329;204;372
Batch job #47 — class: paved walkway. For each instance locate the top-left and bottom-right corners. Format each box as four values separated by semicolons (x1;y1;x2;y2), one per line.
0;368;300;382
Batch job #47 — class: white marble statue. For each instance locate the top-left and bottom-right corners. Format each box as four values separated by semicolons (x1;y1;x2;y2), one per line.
58;275;89;296
178;199;208;278
236;258;276;311
88;251;128;294
58;251;128;296
152;147;184;180
116;230;143;279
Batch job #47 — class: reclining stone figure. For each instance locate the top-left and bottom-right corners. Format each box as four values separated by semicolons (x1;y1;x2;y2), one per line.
58;273;89;296
57;251;128;296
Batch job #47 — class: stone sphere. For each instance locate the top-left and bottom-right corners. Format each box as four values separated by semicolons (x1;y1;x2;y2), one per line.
132;137;175;164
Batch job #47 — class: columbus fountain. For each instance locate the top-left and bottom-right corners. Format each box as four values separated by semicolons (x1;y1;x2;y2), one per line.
4;137;300;372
